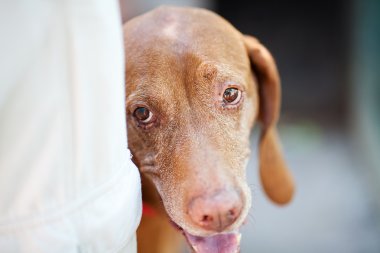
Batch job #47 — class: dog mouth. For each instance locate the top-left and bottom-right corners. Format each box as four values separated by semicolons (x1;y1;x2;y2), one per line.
183;231;241;253
170;221;241;253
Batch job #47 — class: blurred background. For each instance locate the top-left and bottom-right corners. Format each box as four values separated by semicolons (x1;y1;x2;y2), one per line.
121;0;380;252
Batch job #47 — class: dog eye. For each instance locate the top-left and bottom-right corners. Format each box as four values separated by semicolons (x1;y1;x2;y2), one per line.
133;107;153;123
223;88;241;104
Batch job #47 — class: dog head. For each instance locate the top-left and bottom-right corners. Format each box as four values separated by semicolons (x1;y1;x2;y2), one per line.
124;6;294;252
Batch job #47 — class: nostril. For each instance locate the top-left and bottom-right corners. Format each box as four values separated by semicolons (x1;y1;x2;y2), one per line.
201;214;213;223
226;207;240;222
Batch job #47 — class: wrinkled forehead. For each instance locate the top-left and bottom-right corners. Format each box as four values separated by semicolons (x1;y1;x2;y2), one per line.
124;7;250;74
125;47;248;104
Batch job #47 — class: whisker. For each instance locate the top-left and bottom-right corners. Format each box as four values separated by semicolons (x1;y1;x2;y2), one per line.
245;212;256;227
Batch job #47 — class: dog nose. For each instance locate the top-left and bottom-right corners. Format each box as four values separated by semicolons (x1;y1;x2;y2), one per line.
188;190;243;232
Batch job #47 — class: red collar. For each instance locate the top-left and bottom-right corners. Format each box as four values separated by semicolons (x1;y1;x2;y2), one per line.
142;201;157;217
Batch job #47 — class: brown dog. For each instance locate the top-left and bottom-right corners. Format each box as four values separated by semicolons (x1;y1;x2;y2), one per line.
124;6;294;253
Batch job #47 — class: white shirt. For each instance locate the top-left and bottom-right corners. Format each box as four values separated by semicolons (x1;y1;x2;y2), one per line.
0;0;142;252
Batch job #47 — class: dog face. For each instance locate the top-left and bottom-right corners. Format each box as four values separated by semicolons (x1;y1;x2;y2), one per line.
124;6;294;253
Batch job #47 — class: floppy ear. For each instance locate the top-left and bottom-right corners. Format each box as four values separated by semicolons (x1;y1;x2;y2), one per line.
243;35;295;205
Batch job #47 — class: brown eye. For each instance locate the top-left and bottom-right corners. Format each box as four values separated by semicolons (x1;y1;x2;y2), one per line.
133;107;153;123
223;88;241;104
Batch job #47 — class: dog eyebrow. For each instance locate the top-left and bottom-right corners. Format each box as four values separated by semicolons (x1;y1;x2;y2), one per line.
126;91;161;106
196;61;247;85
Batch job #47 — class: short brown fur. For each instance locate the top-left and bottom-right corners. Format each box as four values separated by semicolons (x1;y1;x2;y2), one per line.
123;6;294;253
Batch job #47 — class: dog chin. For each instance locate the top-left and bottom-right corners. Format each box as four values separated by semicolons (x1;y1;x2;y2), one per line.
170;221;241;253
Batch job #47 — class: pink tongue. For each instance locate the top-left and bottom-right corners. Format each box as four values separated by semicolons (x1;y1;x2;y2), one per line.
184;232;241;253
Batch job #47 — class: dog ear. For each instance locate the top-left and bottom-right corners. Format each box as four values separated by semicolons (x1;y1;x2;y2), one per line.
243;35;294;205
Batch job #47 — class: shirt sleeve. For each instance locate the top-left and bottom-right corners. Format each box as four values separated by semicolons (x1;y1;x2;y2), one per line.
0;0;141;252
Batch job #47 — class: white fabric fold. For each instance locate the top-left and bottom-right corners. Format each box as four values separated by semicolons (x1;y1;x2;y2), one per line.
0;0;141;252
